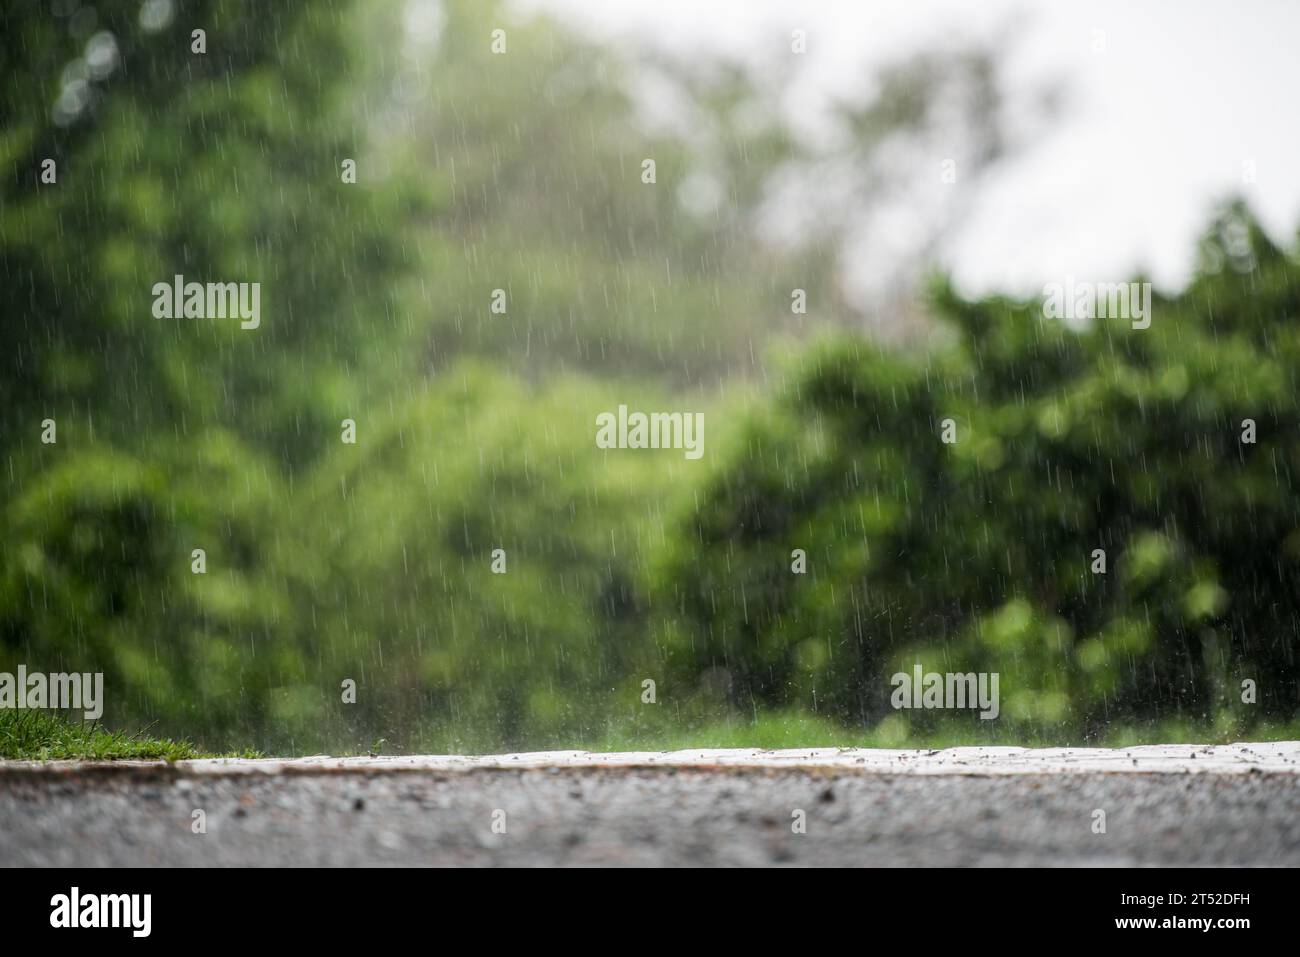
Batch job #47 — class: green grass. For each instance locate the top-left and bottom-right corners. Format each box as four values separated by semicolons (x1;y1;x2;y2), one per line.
0;710;259;761
7;706;1295;761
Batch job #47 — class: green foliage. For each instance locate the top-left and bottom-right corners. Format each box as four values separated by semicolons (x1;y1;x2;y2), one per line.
260;365;723;752
384;0;810;382
2;0;1296;755
668;200;1300;739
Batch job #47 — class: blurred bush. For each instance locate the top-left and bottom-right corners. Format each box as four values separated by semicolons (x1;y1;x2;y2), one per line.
666;202;1300;740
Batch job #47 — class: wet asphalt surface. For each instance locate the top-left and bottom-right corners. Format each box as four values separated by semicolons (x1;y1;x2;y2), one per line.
2;766;1298;866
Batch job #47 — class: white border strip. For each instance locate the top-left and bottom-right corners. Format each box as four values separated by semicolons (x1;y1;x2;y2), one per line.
4;742;1298;775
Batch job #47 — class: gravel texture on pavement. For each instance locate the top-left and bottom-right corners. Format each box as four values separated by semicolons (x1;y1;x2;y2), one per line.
2;744;1297;866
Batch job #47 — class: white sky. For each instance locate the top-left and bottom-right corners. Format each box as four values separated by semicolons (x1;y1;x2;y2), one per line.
516;0;1300;298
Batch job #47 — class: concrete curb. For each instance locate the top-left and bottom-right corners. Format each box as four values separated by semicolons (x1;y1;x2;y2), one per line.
3;741;1298;776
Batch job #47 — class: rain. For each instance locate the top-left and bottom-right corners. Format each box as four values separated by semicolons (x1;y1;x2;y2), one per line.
1;0;1299;879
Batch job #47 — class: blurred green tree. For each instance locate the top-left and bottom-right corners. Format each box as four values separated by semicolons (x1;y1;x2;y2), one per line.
665;200;1300;740
1;0;414;744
